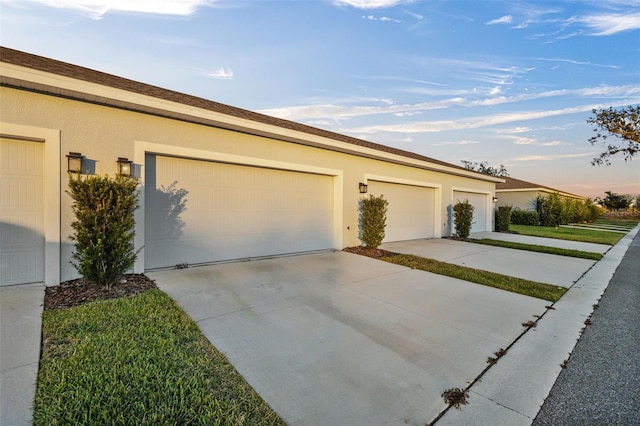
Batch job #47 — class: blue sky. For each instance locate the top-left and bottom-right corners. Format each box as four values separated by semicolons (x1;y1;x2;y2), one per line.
1;0;639;197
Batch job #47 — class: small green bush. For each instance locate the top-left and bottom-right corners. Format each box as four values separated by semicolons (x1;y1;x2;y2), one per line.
495;205;512;232
586;199;605;222
359;194;389;249
453;199;475;238
511;208;540;226
528;195;546;225
68;174;140;288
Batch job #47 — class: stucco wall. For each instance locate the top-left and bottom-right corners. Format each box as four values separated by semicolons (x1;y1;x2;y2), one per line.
496;191;541;210
1;86;495;282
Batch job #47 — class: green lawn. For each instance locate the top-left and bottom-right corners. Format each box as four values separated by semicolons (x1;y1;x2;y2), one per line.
564;217;639;232
510;224;624;245
380;253;566;302
34;289;284;426
591;217;640;230
473;238;603;260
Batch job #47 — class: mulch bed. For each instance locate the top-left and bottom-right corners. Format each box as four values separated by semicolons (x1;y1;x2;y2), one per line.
44;274;158;310
343;246;396;259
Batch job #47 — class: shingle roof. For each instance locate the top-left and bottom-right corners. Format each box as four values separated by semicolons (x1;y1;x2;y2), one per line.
1;46;481;176
497;176;584;198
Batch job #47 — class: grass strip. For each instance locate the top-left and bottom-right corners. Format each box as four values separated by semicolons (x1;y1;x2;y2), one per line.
473;238;603;261
510;224;623;245
594;218;640;228
380;253;566;302
34;289;284;426
570;223;629;231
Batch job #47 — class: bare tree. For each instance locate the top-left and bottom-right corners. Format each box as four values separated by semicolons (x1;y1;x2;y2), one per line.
588;105;640;165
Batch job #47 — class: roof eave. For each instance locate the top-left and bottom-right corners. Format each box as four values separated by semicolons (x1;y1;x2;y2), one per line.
1;58;499;182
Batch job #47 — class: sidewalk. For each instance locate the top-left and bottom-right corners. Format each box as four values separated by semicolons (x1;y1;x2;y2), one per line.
0;283;44;426
435;224;639;425
533;229;640;424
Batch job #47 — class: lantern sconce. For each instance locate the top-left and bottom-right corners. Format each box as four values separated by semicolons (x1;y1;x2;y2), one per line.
116;157;133;177
359;182;368;194
492;196;498;203
66;152;83;173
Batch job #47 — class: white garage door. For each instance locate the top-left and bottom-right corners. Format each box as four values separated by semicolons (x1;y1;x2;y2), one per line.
145;155;335;269
0;138;44;286
367;180;435;243
453;191;488;233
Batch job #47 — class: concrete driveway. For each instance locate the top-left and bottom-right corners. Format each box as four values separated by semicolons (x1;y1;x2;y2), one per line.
381;238;597;287
150;251;549;425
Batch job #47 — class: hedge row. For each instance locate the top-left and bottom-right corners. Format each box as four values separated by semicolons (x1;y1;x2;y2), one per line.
510;193;604;227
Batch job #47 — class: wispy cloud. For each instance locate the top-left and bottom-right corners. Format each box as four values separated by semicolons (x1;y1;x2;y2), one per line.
403;10;423;20
538;57;621;69
513;152;595;162
431;140;479;146
348;103;627;134
416;57;535;86
500;134;569;146
259;85;640;122
512;137;536;145
204;66;234;80
499;6;639;41
366;75;447;87
486;15;512;25
363;15;401;23
497;126;532;134
9;0;213;19
332;0;410;9
518;6;563;18
579;12;640;35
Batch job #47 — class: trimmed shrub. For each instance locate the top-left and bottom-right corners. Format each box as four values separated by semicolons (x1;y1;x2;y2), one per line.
358;194;389;249
495;205;512;232
511;208;540;226
453;199;475;238
68;174;140;288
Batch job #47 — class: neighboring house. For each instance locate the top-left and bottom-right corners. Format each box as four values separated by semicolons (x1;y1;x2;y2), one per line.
0;47;502;287
495;176;586;211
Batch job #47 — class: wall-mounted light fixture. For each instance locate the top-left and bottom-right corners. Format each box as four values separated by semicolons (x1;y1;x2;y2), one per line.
359;182;368;194
66;152;83;173
116;157;133;177
492;196;498;203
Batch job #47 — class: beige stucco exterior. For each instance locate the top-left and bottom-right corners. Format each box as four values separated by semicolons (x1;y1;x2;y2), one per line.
1;56;499;285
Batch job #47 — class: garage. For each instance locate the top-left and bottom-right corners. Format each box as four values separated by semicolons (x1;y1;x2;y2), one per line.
0;137;44;286
144;154;335;269
452;190;488;233
367;180;435;243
